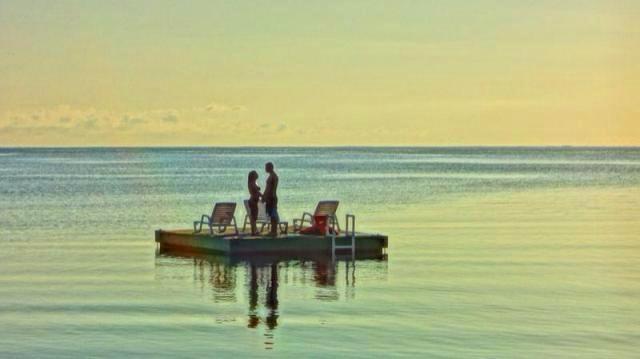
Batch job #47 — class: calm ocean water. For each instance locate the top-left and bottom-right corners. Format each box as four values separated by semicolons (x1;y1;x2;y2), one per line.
1;147;639;357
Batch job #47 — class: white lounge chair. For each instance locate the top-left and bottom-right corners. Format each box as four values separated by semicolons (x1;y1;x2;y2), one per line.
293;200;340;232
242;199;289;234
242;199;271;233
193;202;239;235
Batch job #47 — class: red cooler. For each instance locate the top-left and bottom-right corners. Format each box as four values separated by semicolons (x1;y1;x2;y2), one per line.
314;215;328;235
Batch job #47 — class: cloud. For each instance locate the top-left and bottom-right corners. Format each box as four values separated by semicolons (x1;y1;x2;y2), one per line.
204;101;246;113
252;121;288;134
119;116;146;128
161;114;178;123
0;124;72;135
1;106;110;131
205;102;231;113
81;117;99;129
0;102;247;144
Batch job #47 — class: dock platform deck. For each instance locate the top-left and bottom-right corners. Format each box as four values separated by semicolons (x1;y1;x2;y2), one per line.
155;228;388;255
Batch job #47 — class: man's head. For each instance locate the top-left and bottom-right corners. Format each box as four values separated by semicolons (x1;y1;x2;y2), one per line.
265;162;274;173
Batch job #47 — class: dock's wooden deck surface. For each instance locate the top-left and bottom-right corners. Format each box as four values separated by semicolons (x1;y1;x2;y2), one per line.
155;228;388;255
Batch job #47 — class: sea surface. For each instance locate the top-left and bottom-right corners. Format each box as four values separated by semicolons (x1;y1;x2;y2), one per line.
0;147;639;358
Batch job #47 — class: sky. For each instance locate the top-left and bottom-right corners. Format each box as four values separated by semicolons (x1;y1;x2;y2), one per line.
0;0;638;146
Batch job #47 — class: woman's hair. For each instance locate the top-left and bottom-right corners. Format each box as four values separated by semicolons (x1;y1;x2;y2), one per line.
248;170;258;185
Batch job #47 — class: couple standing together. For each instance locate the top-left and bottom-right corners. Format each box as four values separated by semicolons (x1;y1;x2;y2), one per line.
247;162;279;236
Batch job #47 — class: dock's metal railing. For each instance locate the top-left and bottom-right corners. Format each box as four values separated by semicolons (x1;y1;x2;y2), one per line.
331;214;356;260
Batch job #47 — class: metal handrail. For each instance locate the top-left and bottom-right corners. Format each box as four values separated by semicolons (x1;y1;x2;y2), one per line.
332;214;356;261
345;214;355;239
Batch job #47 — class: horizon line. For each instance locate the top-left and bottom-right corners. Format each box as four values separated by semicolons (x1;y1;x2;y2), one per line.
1;145;639;149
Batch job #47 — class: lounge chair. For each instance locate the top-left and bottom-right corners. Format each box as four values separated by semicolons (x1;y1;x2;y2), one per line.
293;200;340;233
242;199;290;235
193;202;239;235
242;199;271;233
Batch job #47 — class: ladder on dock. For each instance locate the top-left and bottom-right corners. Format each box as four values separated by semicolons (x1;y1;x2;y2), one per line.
331;214;356;260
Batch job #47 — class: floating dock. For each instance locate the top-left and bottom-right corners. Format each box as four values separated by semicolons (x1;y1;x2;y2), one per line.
155;228;388;256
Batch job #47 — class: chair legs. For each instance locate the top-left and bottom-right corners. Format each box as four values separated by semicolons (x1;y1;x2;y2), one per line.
196;215;267;236
244;216;274;235
279;222;289;234
331;215;341;232
194;214;210;233
231;217;239;235
242;215;249;233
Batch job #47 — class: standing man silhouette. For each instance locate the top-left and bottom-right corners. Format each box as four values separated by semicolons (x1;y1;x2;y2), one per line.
263;162;279;236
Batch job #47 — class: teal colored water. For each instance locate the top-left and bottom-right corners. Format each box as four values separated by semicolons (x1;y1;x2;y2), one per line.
1;147;639;357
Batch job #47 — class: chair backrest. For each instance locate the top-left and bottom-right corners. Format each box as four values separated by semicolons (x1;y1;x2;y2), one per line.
244;199;270;221
257;201;269;221
211;202;237;225
314;200;339;216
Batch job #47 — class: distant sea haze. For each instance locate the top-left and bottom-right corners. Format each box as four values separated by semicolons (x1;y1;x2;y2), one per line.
1;147;639;357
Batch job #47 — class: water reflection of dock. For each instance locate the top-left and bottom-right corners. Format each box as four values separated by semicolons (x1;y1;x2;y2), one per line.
155;249;388;347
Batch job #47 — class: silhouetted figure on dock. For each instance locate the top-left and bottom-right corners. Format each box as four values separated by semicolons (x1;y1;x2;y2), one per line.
262;162;279;236
247;170;262;235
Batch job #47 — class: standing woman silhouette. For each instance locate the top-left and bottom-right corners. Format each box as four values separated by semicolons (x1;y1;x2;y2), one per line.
247;170;262;235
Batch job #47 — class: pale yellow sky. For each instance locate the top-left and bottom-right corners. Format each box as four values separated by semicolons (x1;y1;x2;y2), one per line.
0;1;638;146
